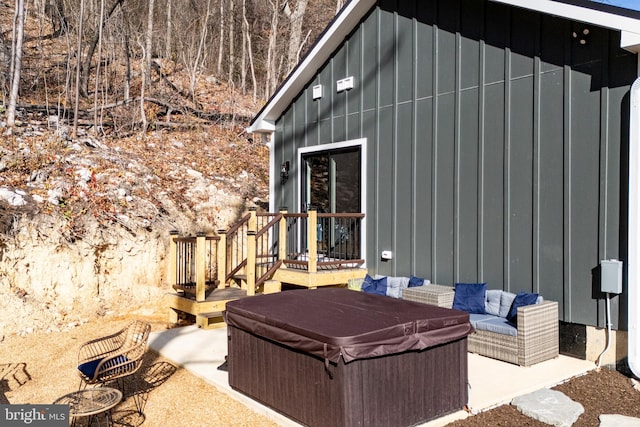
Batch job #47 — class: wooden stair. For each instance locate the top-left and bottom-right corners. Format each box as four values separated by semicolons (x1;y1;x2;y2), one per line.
196;311;225;329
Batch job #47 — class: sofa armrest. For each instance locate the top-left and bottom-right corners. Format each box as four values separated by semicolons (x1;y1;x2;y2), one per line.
401;285;455;308
516;300;559;366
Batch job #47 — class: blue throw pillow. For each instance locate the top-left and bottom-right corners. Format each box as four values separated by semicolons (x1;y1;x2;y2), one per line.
506;292;539;325
408;275;424;288
452;283;487;314
78;355;131;379
361;275;388;296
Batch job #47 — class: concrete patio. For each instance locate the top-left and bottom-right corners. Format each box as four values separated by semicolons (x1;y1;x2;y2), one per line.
148;324;595;427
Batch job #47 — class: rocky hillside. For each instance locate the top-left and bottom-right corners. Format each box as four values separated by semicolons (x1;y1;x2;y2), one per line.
0;3;275;339
0;109;269;338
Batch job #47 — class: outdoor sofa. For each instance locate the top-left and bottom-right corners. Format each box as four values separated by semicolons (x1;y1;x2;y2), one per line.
354;276;559;367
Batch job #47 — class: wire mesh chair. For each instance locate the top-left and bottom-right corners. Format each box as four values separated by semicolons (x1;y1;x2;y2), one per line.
77;320;151;395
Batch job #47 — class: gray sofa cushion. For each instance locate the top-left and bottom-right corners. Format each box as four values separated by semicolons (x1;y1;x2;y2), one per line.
485;290;502;316
474;316;517;337
385;276;409;298
499;291;517;318
468;314;496;329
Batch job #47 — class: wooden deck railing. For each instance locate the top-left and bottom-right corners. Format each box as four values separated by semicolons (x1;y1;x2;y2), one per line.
168;208;365;299
168;232;220;302
281;209;365;271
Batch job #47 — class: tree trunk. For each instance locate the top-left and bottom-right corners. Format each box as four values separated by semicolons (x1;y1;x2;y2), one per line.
72;0;85;137
216;0;225;76
140;0;155;131
245;15;257;102
165;0;172;59
124;31;130;100
188;0;211;103
284;0;308;74
0;27;9;98
240;0;247;94
227;0;235;84
7;0;25;129
93;0;105;133
80;0;125;98
264;0;279;98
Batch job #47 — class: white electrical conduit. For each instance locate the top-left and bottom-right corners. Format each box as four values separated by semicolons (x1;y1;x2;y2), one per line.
596;292;612;368
628;75;640;379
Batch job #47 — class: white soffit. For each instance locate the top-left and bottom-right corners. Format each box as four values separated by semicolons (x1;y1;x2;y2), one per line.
494;0;640;44
248;0;640;134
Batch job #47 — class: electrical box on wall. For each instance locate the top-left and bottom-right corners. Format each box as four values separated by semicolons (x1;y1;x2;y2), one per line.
336;76;354;92
600;259;623;294
312;84;323;100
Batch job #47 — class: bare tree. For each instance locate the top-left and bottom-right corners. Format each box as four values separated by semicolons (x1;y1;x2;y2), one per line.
227;0;235;84
240;0;247;93
2;0;339;130
7;0;25;130
183;0;211;103
264;0;280;98
165;0;172;58
0;24;11;102
243;3;257;101
283;0;308;74
140;0;155;131
72;0;85;137
45;0;68;37
216;0;226;75
93;0;105;133
80;0;125;98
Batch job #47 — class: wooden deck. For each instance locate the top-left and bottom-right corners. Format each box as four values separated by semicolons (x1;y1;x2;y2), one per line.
166;287;248;329
273;268;367;289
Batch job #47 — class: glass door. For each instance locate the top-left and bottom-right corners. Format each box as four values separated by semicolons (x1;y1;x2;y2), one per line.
302;147;361;258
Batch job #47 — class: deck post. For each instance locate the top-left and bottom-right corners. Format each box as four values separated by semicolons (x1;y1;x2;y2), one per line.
248;207;257;232
196;232;206;302
279;207;288;264
247;231;256;296
217;229;226;289
308;209;318;274
168;230;178;287
168;230;179;325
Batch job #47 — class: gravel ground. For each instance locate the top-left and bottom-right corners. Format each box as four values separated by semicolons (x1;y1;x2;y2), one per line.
1;314;277;427
3;314;640;427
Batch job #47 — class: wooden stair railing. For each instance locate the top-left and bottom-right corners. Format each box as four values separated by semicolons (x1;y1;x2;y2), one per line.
168;208;365;299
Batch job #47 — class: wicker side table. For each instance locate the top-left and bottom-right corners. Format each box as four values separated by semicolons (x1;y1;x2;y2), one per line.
402;284;455;308
54;387;122;427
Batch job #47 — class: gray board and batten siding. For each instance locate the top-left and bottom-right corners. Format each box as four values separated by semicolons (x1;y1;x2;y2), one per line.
272;0;637;329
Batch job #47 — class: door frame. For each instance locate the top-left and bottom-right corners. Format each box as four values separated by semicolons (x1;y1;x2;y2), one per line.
298;138;367;267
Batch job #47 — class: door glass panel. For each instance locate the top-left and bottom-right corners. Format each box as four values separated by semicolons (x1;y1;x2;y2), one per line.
302;147;361;259
303;148;360;213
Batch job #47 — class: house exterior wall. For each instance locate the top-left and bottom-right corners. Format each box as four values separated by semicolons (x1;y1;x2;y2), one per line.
272;0;637;328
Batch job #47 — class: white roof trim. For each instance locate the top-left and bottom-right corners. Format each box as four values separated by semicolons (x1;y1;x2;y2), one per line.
495;1;640;51
248;0;640;133
247;0;376;133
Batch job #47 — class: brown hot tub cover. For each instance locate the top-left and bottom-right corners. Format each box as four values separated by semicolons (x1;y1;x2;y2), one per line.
223;288;472;363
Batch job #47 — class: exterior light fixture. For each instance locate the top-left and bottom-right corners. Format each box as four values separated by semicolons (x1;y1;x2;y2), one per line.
280;161;290;183
572;28;590;45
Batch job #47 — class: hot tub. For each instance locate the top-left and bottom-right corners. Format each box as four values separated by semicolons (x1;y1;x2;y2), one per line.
224;288;472;427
